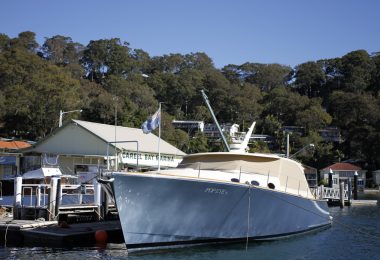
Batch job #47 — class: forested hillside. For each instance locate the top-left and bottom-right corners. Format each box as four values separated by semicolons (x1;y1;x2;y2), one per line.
1;31;379;172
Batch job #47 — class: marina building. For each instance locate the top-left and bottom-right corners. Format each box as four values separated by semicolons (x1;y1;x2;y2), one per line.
23;120;186;178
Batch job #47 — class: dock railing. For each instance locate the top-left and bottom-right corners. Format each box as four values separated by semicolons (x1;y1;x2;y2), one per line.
312;185;350;201
19;183;95;208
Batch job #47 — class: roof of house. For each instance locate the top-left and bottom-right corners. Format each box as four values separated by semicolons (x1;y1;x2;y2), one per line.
72;120;186;156
0;140;31;150
322;162;362;171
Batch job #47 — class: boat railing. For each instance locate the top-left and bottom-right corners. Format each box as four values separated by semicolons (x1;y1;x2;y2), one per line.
177;162;312;198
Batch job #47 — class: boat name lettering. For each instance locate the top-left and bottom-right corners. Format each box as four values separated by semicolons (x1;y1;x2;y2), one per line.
204;187;228;195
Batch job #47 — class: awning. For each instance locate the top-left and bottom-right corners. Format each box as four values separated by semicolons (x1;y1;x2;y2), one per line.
22;167;62;179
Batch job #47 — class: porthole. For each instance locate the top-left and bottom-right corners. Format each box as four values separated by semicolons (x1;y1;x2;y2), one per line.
231;178;240;183
251;180;260;186
268;183;275;189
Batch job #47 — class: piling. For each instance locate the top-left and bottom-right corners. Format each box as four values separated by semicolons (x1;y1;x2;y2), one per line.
339;182;344;208
353;171;358;200
347;178;352;206
54;177;62;219
13;176;22;220
328;169;333;188
93;179;102;220
48;177;58;220
36;185;42;207
102;188;108;220
320;185;324;200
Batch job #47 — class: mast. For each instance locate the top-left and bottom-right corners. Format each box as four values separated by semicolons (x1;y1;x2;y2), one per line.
201;90;230;152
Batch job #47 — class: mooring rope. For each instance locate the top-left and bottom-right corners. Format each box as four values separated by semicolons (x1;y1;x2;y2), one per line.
4;222;10;247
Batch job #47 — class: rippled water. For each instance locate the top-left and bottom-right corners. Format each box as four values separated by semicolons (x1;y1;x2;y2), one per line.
1;194;380;259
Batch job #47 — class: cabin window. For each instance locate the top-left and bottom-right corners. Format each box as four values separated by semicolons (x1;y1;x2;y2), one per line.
268;183;275;189
231;178;239;183
251;180;260;186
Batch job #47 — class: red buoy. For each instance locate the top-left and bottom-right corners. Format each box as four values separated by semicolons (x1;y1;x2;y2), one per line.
95;230;108;243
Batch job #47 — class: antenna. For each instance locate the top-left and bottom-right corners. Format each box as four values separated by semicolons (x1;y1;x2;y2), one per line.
200;90;230;152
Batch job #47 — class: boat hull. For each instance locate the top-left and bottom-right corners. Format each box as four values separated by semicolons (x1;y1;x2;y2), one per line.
112;173;330;248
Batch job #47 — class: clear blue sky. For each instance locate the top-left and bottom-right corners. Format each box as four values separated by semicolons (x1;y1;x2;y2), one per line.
1;0;379;68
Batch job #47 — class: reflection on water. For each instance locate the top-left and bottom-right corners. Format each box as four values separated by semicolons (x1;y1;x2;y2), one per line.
1;194;380;259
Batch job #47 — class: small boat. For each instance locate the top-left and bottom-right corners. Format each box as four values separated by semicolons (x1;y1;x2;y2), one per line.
109;151;331;249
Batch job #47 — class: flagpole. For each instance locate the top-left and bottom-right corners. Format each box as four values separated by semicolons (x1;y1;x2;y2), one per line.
158;102;161;171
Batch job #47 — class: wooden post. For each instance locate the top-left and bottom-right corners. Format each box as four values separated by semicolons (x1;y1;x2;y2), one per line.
320;185;324;200
55;177;61;220
328;169;333;188
339;182;344;208
353;171;358;200
48;177;58;221
13;176;23;220
347;178;352;206
93;178;102;220
36;185;41;207
102;188;108;220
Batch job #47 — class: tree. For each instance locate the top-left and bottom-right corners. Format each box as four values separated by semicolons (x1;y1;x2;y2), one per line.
369;52;380;93
10;31;39;53
187;132;209;153
262;87;309;125
2;63;81;138
228;83;263;125
239;63;292;92
328;91;379;164
0;34;10;52
81;38;134;83
249;140;270;153
293;61;325;98
340;50;373;92
295;98;332;132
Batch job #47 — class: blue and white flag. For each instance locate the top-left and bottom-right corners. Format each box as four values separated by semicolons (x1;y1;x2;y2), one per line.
141;109;161;134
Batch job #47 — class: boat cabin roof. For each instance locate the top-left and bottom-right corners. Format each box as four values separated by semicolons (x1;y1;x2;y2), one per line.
179;152;305;180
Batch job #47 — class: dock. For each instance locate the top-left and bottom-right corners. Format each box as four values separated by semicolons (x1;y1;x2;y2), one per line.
314;185;378;207
0;217;123;247
350;200;378;206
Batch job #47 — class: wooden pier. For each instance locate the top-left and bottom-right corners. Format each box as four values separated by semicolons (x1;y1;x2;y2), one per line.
314;185;378;207
0;217;123;247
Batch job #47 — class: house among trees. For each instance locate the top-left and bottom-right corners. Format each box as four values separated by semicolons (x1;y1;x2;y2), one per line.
320;162;367;190
318;127;341;143
172;120;204;136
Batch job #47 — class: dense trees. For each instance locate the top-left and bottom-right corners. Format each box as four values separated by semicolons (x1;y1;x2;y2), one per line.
0;31;379;172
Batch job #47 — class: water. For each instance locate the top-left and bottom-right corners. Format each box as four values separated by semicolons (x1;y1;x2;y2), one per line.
1;194;380;259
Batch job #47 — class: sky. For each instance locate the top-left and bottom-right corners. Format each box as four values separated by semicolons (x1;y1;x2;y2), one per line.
1;0;379;68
